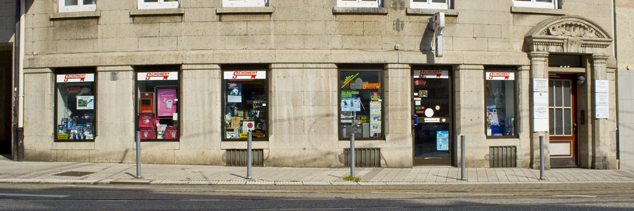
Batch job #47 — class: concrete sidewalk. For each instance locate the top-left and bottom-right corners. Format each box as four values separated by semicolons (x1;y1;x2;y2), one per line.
1;158;634;185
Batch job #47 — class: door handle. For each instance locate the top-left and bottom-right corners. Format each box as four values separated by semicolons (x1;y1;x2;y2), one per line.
412;114;418;127
573;123;577;133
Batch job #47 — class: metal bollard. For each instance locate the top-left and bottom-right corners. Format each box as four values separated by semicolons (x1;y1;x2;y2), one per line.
350;134;355;178
540;136;545;180
461;135;466;180
247;131;252;179
136;131;141;178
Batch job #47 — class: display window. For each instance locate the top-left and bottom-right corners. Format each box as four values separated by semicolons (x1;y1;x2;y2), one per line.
136;71;180;140
222;70;268;141
55;72;96;141
484;71;517;137
339;70;383;140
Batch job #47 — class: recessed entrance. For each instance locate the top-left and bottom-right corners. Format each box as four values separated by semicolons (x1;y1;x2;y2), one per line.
411;68;452;166
549;74;578;167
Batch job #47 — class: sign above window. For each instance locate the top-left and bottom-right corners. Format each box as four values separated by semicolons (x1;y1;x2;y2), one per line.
137;72;179;81
413;70;449;79
223;71;267;80
56;74;95;83
486;72;515;80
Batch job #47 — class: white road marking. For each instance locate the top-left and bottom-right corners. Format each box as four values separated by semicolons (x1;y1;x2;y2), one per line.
553;195;597;198
0;193;70;198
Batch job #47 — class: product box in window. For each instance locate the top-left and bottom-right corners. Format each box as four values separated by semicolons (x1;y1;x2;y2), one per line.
139;127;155;139
140;92;155;113
138;114;154;128
165;127;177;139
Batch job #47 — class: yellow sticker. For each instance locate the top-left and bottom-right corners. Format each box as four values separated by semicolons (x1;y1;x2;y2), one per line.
57;134;69;140
239;133;248;139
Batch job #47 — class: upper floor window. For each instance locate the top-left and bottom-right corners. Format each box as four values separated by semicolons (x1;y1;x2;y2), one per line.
223;0;268;7
411;0;449;9
138;0;180;9
59;0;96;13
513;0;557;9
337;0;380;8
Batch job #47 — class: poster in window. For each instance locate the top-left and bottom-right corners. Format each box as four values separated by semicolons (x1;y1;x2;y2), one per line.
437;131;449;151
370;101;381;114
341;97;361;112
157;89;177;117
227;82;242;103
76;96;94;110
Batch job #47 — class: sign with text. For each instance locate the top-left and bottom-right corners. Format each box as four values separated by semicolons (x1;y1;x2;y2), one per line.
56;74;95;83
223;71;266;80
413;70;449;79
486;72;515;80
137;72;178;81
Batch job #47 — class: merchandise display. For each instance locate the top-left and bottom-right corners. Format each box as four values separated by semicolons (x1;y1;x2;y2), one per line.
339;71;383;139
485;72;516;137
137;72;180;140
223;71;268;140
56;73;96;140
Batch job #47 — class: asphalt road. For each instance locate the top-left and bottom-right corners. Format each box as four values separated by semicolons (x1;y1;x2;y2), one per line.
0;183;633;210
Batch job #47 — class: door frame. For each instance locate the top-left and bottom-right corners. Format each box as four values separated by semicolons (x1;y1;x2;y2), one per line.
548;74;578;167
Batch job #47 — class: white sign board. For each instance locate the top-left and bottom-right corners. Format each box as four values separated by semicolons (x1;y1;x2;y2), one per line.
533;78;549;132
595;80;609;93
533;79;548;92
223;71;267;80
594;80;609;119
486;72;515;80
596;106;609;119
137;72;178;81
56;74;95;83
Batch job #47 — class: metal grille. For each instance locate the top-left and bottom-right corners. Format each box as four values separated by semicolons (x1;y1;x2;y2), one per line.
226;149;264;166
489;146;517;167
344;148;381;167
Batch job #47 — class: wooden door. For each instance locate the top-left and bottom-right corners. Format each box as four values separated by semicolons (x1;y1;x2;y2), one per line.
549;76;577;167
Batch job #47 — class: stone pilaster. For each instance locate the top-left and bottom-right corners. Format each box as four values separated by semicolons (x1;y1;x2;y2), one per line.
383;64;413;167
591;55;618;169
530;51;550;170
455;64;487;167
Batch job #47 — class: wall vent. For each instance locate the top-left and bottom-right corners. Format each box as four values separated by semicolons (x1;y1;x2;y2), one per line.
344;148;381;167
489;146;517;167
226;149;264;166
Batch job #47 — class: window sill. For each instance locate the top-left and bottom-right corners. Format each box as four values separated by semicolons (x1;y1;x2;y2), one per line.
216;7;274;14
406;8;458;16
130;8;185;16
332;7;388;15
50;11;100;20
510;7;565;15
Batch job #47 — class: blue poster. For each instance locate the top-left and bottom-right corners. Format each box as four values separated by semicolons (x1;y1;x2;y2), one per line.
341;97;361;112
437;131;449;151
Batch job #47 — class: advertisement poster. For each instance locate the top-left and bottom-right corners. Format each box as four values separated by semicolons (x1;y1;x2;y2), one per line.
341;97;361;112
76;96;94;110
227;82;242;103
140;128;155;140
436;131;449;151
157;89;177;117
370;101;381;114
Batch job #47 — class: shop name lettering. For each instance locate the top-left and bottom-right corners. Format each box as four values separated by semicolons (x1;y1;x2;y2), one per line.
420;70;442;78
363;83;380;89
146;72;170;80
341;73;359;88
488;72;511;80
64;74;86;82
233;71;258;79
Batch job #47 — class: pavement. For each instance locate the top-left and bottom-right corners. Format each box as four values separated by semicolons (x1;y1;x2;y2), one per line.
1;156;634;185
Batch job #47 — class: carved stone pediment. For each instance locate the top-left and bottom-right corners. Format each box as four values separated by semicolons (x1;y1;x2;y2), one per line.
525;16;612;53
540;21;604;38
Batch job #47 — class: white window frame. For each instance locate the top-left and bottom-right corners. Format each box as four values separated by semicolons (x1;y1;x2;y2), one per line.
410;0;449;9
138;0;180;9
513;0;557;9
59;0;97;13
223;0;268;7
337;0;381;8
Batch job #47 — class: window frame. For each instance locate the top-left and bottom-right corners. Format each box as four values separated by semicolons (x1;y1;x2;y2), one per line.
138;0;180;10
337;0;381;8
221;67;270;142
54;69;98;142
410;0;449;9
513;0;557;9
59;0;97;13
134;67;182;142
223;0;269;8
338;69;385;141
483;70;519;139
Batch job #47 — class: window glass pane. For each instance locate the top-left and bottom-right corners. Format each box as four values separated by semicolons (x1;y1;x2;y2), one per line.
145;0;159;2
555;108;563;135
555;80;562;107
549;108;554;135
340;71;382;139
485;72;516;137
223;71;268;140
83;0;96;4
563;80;571;107
536;0;553;2
66;0;78;6
56;74;95;140
549;80;554;106
564;108;572;135
413;0;427;2
136;72;179;140
432;0;446;3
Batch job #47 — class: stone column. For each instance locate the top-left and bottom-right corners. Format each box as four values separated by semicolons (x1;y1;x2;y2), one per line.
23;68;55;161
530;51;550;170
591;54;618;169
178;64;223;165
92;66;135;163
455;64;487;167
384;64;413;167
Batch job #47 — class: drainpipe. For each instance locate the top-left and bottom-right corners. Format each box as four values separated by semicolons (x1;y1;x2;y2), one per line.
613;0;619;169
12;0;25;161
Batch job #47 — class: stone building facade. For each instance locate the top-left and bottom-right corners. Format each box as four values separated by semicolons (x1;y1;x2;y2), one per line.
616;0;634;170
19;0;618;169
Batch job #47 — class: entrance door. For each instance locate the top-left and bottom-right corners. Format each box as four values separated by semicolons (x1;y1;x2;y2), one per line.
412;70;452;165
549;75;577;167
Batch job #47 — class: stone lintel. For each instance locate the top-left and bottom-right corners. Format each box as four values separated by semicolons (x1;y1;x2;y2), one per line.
385;64;410;70
181;64;221;71
24;68;52;74
270;63;337;70
97;66;133;72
